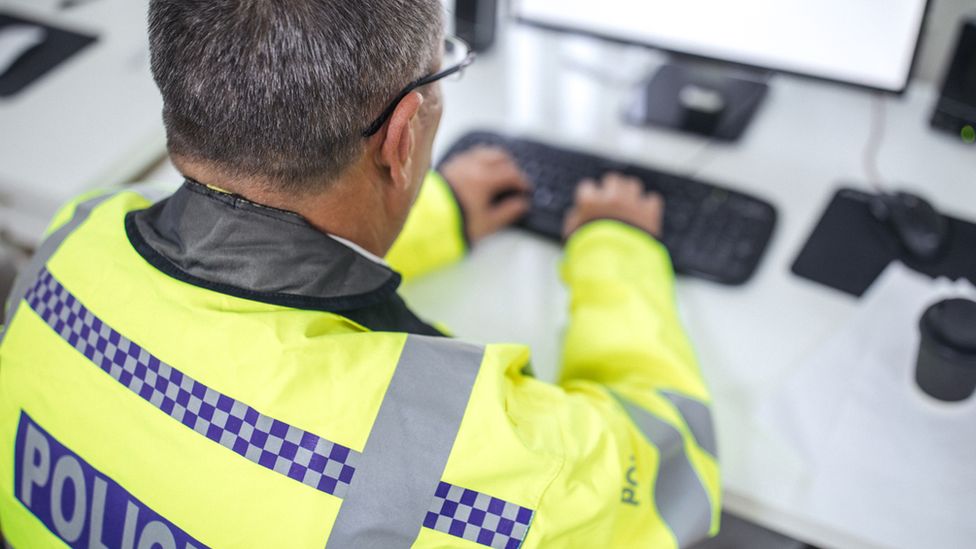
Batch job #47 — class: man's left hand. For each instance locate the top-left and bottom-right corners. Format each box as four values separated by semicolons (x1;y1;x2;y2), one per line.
438;146;532;245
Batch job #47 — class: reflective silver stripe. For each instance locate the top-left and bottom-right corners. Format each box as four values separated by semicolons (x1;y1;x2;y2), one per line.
615;394;712;548
327;336;484;548
1;193;114;343
1;186;169;343
659;390;718;457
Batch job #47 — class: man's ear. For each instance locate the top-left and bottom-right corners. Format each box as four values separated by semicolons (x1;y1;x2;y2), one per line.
377;91;424;190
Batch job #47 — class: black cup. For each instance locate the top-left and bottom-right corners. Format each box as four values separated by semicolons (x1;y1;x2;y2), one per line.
916;298;976;402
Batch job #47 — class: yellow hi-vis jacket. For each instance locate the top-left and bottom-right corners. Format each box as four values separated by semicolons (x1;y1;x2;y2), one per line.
0;172;720;548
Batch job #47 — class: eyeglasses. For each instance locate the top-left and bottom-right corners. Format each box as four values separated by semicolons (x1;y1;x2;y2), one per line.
362;35;476;138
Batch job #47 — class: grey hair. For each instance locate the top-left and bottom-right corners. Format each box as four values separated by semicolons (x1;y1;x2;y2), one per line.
148;0;443;193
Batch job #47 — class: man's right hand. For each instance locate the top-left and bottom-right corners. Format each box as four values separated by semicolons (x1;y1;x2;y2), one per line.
562;173;664;240
438;146;532;246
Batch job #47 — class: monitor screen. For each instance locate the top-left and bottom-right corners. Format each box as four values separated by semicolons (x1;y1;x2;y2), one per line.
513;0;929;92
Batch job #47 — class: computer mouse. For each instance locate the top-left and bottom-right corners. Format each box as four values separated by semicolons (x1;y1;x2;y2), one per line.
0;25;47;77
870;191;949;262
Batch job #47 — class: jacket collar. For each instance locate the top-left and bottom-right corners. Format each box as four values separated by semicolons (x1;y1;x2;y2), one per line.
126;180;402;312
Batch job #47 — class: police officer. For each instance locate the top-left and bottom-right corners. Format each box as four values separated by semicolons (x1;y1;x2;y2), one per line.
0;1;719;547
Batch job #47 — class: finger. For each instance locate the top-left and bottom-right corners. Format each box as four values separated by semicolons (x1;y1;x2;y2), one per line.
562;208;581;238
642;193;664;217
455;145;508;168
603;174;627;198
575;179;599;201
607;173;642;196
603;172;633;192
645;193;665;236
469;146;509;163
491;162;532;192
622;177;644;199
488;196;531;228
622;174;644;188
603;172;628;185
645;191;665;208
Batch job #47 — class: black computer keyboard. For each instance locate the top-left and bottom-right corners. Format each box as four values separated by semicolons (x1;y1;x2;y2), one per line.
439;131;777;285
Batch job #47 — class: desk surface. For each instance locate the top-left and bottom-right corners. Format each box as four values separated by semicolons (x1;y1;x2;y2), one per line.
396;26;975;549
141;22;976;549
0;0;164;245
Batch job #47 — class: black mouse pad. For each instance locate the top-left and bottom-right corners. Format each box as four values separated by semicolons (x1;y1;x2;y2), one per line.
0;12;97;98
792;187;976;297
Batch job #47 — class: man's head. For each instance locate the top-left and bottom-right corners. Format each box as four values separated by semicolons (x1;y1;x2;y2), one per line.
148;0;444;199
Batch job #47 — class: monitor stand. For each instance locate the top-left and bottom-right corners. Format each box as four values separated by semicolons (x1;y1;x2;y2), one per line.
624;62;770;142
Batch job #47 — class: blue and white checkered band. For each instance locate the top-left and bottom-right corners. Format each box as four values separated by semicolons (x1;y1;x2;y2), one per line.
424;481;534;549
25;269;360;498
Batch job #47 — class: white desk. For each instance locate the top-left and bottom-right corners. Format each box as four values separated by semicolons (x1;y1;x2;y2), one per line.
396;27;975;549
0;0;164;246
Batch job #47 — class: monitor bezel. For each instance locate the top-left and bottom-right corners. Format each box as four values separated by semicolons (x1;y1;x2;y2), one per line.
513;0;934;96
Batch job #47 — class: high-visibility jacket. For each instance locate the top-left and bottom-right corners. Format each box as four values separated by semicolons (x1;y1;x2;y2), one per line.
0;172;720;548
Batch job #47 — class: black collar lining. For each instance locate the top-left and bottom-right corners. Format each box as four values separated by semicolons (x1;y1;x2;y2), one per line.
125;212;403;313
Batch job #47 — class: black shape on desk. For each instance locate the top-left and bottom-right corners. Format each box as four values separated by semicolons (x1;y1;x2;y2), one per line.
791;188;976;297
0;12;97;98
870;191;950;262
930;16;976;143
624;63;769;142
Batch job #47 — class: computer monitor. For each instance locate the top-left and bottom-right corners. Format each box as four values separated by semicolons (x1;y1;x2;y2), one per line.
513;0;931;139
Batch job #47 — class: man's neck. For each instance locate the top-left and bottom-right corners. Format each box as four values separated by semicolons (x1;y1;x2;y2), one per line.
175;158;392;257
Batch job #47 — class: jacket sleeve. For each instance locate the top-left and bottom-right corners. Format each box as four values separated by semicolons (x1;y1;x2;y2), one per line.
385;171;468;281
528;220;721;547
